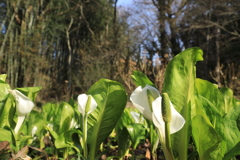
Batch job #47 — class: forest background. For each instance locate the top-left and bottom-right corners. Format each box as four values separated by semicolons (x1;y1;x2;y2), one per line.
0;0;239;103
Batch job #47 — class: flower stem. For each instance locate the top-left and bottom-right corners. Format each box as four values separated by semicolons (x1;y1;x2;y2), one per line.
82;115;88;158
164;122;175;160
14;115;25;134
157;128;173;160
161;93;175;160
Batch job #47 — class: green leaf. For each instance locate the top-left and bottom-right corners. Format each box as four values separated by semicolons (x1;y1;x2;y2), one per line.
131;71;155;88
126;123;146;149
116;108;135;130
18;135;33;149
163;47;203;112
16;86;42;101
28;110;45;136
115;126;131;158
0;126;17;151
55;129;82;152
215;103;240;156
219;87;236;114
0;127;14;142
54;102;75;134
45;125;58;139
0;95;15;129
146;120;159;158
115;108;135;158
162;47;203;159
196;79;225;116
223;141;240;160
87;79;127;159
195;79;240;157
0;78;11;111
194;94;221;126
192;115;222;160
42;103;58;122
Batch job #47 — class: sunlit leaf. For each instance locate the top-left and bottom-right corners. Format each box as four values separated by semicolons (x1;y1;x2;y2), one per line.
27;110;45;136
0;78;11;110
131;71;155;88
215;103;240;157
115;126;131;158
0;126;17;151
196;79;225;116
192;115;222;160
126;123;146;149
194;94;220;126
0;128;14;142
55;129;82;152
16;87;42;101
223;142;240;160
87;79;127;159
42;103;57;122
162;47;203;159
219;87;236;114
195;79;240;157
53;102;75;134
0;95;15;129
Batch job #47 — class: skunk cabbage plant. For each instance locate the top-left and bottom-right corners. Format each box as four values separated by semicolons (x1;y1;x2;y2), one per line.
8;89;34;134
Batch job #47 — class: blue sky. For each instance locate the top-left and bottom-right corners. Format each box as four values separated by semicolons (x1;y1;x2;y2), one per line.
117;0;133;7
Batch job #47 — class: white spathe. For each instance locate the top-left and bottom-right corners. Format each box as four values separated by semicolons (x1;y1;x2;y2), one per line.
31;126;38;137
130;111;144;124
8;89;34;134
130;85;160;121
77;94;97;116
152;97;185;139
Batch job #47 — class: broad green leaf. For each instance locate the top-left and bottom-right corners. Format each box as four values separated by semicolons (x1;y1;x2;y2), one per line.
28;110;45;136
87;79;127;159
117;108;135;130
115;126;131;158
146;120;159;158
53;102;74;134
195;79;240;156
115;108;135;158
0;128;14;142
223;142;240;160
0;95;15;129
45;125;58;139
192;115;222;160
0;78;10;111
18;135;33;149
16;86;42;101
0;126;17;151
162;47;203;159
219;87;236;114
55;129;82;152
126;123;146;149
131;71;155;88
42;103;58;122
0;80;9;99
196;79;225;116
215;103;240;156
194;94;221;126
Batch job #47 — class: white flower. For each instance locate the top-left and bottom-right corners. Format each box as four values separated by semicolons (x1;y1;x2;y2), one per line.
130;111;144;124
130;85;185;139
8;89;34;134
77;94;97;116
152;97;185;139
31;126;38;137
130;85;160;121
